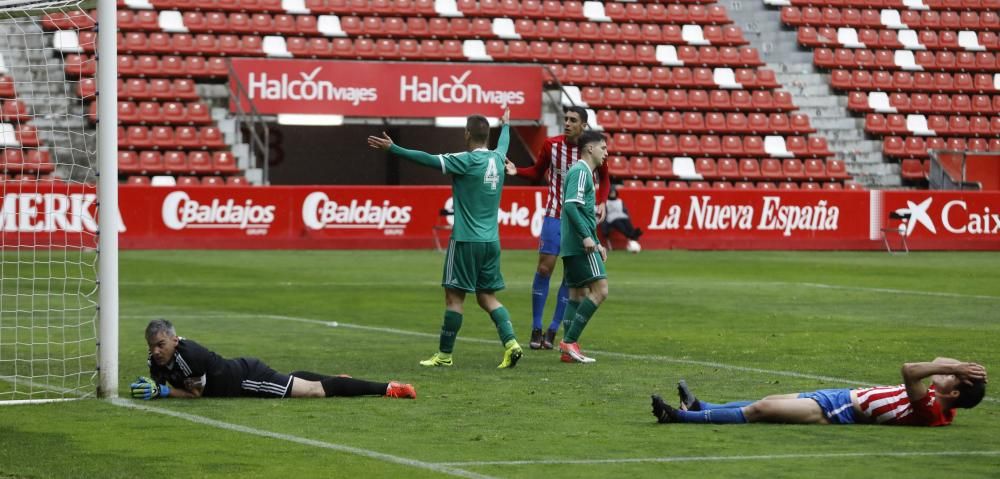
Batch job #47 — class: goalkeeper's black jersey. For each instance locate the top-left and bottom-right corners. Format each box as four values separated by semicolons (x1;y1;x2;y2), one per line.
148;338;251;397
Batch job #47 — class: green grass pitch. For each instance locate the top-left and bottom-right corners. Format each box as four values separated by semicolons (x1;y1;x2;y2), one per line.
1;249;998;478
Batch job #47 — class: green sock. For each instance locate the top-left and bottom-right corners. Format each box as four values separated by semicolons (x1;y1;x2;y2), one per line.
439;310;462;353
564;298;598;343
489;306;516;346
561;300;581;337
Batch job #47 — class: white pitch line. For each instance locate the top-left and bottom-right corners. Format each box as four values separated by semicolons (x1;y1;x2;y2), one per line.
116;279;1000;301
110;398;497;479
791;282;1000;301
434;450;1000;467
122;312;997;404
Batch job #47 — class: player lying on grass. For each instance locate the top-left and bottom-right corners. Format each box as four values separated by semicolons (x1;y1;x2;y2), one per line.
651;358;986;426
131;319;416;400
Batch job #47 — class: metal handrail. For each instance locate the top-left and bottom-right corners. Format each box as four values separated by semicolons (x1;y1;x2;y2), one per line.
226;59;270;185
928;149;981;191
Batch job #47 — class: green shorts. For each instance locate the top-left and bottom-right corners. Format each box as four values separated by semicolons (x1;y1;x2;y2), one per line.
442;239;505;293
562;252;607;288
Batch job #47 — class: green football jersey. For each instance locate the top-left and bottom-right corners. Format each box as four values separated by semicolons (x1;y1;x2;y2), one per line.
437;125;509;242
560;159;598;257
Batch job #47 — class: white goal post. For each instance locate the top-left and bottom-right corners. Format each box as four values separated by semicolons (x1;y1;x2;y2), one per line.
0;0;117;404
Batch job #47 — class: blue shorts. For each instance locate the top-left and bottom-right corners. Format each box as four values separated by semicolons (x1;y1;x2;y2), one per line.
539;216;561;256
798;388;856;424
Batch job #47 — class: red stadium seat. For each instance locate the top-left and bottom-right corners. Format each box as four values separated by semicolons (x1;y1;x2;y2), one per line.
695;157;717;179
213;151;239;173
118;150;140;173
782;158;806;180
607;155;629;177
651;157;672;178
630;156;652;178
139;150;164;174
901;158;925;181
188;151;214;173
735;158;760;180
717;158;740;179
163;150;188;174
635;134;657;154
760;158;784;180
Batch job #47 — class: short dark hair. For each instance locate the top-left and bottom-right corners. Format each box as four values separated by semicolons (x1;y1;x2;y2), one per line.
953;379;986;409
145;318;176;342
466;115;490;143
564;105;588;124
576;130;606;150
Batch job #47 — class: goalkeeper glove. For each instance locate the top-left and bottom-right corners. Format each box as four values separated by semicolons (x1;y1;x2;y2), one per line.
130;376;171;400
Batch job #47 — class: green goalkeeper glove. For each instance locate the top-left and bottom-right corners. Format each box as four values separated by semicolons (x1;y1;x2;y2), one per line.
130;376;171;400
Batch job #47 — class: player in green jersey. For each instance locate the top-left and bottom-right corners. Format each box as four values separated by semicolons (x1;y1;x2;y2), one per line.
558;130;610;364
367;108;522;369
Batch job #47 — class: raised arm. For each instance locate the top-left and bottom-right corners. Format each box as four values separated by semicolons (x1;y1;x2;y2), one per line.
496;125;510;157
389;144;445;169
901;359;987;402
512;138;552;181
367;132;442;170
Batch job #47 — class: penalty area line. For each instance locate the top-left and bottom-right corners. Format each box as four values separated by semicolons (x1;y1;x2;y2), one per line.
434;450;1000;467
110;398;497;479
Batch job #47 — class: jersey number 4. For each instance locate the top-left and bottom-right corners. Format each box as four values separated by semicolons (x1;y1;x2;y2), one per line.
484;158;500;190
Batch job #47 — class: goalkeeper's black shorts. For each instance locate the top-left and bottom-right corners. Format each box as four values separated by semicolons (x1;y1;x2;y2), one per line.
238;358;293;398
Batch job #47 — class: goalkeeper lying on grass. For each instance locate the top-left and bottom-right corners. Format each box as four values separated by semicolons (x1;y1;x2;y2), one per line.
131;319;416;400
651;358;986;426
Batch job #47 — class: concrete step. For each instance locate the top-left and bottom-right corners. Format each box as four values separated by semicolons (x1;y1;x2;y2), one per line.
809;117;862;130
852;172;903;187
31;116;89;129
839;150;884;162
791;96;843;108
775;74;827;87
200;84;229;99
828;137;881;148
851;163;897;176
782;84;836;97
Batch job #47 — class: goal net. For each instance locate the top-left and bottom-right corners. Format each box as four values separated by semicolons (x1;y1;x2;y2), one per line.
0;0;115;403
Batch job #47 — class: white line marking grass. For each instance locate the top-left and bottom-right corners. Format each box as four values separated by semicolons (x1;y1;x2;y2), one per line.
119;279;1000;301
110;398;497;479
434;450;1000;467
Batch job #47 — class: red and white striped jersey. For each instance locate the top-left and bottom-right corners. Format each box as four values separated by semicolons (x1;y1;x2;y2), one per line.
854;385;954;426
516;135;610;218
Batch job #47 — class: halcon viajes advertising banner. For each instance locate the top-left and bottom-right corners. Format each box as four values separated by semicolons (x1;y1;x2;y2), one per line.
2;186;999;250
228;59;543;119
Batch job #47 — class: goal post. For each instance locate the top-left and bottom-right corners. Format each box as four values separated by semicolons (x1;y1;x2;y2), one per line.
0;0;116;403
95;0;116;400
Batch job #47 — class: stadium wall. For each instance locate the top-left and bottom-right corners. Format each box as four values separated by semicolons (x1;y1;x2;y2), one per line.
270;124;538;185
2;186;999;250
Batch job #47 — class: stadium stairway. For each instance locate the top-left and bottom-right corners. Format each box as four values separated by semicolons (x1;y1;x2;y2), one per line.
0;20;75;182
725;0;896;186
765;0;1000;188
